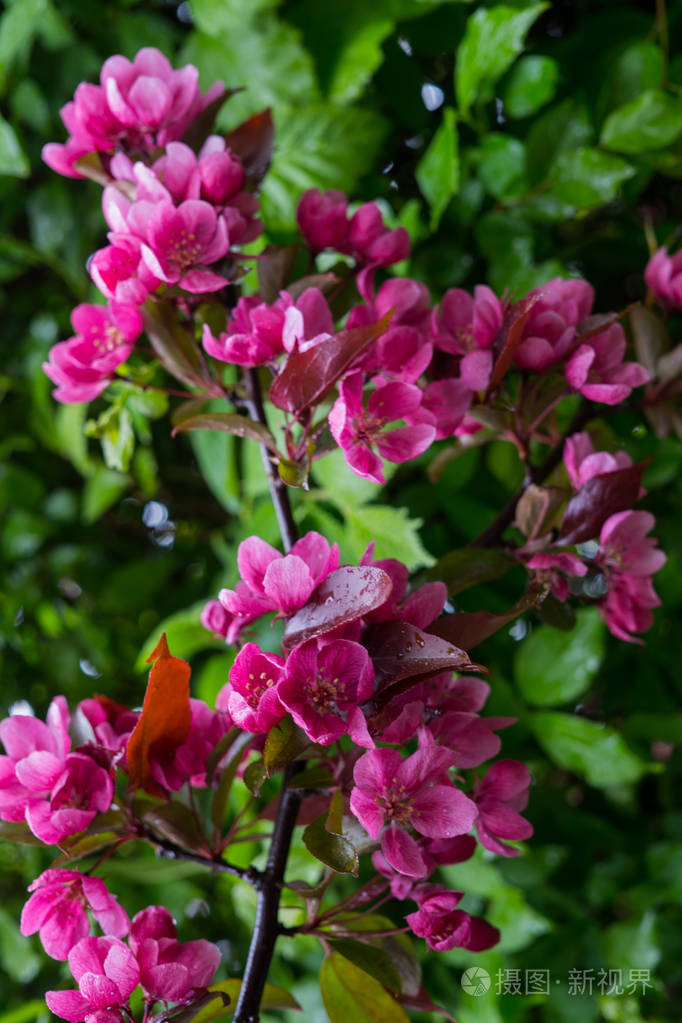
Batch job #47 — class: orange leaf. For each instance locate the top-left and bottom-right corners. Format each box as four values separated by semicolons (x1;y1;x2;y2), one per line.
126;634;191;793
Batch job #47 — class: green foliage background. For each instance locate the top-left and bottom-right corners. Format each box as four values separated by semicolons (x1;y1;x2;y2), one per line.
1;0;682;1020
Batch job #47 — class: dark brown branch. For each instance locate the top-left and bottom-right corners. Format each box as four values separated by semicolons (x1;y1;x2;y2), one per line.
146;832;263;887
470;399;595;548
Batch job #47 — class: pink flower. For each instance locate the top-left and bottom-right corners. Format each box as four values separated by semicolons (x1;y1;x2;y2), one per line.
347;278;432;382
329;371;436;484
21;869;129;961
200;599;238;643
348;203;410;267
360;547;447;630
645;246;682;309
406;886;499;951
136;199;229;293
565;324;649;404
89;236;160;306
129;906;220;1003
514;277;594;371
78;697;138;754
430;285;504;390
426;712;514;769
297;189;350;252
372;834;476;900
350;746;478;877
149;699;233;791
218;643;285;734
43;302;142;404
46;935;140;1022
43;48;224;178
526;552;588;601
0;697;70;823
26;752;114;845
203;293;291;366
218;532;340;628
278;639;375;746
420;378;472;439
473;760;533;857
563;432;633;491
595;510;666;642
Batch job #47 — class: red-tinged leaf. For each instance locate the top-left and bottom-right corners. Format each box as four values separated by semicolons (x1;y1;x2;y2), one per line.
257;244;299;303
283;566;393;652
73;152;111;186
224;108;274;188
515;484;567;539
320;953;410;1023
126;634;191;793
182;88;241;153
143;802;208;856
263;715;312;776
364;620;476;691
486;293;539;395
142;300;214;392
172;412;279;452
630;304;670;376
558;462;645;545
421;547;514;594
399;987;455;1022
269;311;393;414
430;591;539;650
287;272;339;301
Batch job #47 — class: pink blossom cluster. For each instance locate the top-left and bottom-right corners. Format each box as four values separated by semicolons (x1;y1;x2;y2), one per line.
29;893;221;1023
523;432;666;642
645;246;682;309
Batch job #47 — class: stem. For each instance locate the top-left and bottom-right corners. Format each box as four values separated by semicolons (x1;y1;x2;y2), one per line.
242;368;298;551
233;765;304;1023
147;833;263;887
470;399;594;548
232;367;302;1023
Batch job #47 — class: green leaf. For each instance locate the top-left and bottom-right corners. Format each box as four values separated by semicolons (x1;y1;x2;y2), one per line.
314;447;380;507
261;104;388;232
0;114;28;176
601;89;682;153
514;607;605;706
328;939;402;993
182;979;300;1022
143;803;208;856
525;98;593;184
190;427;241;515
501;54;559;118
422;546;514;594
320;952;409;1023
549;146;635;207
81;466;127;524
0;906;40;983
243;758;268;796
477;133;526;198
598;40;664;119
173;412;279;452
303;812;359;874
603;911;660;973
86;405;135;473
455;4;548;114
264;715;312;775
346;505;434;572
0;1000;47;1023
415;106;458;228
530;712;651;787
135;601;219;671
211;732;253;829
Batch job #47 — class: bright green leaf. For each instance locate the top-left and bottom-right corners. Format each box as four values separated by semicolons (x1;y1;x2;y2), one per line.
135;601;219;671
598;40;663;119
346;505;434;571
321;952;410;1023
601;89;682;153
515;607;606;706
82;466;127;524
477;132;526;198
415;106;459;227
501;54;559;118
455;4;548;114
549;146;635;207
530;712;651;786
0;906;40;982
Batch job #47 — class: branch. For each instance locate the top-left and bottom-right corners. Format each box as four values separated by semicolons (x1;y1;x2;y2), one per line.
146;832;263;887
470;399;594;548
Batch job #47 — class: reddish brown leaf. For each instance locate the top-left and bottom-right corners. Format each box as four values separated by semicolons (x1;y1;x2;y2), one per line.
224;108;274;188
181;88;241;153
126;634;191;793
142;300;213;392
257;244;299;303
172;411;279;452
429;592;539;650
269;312;393;415
486;293;539;396
558;462;645;545
283;566;393;652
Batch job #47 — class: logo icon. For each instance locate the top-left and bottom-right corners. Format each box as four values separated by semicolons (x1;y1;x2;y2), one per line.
461;967;491;996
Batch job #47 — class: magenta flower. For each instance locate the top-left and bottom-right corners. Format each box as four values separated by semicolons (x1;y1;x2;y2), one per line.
129;906;220;1004
329;371;436;484
218;532;339;627
278;639;375;746
514;277;594;371
43;302;142;404
563;431;633;491
430;285;503;390
218;643;285;734
149;699;233;791
595;510;666;642
78;697;138;754
26;752;114;845
526;551;588;600
46;935;140;1022
203;293;291;367
373;834;476;900
89;236;160;306
0;697;70;823
645;246;682;309
359;547;446;630
135;199;229;293
420;378;473;439
565;323;649;404
350;746;478;877
473;760;533;857
43;47;223;178
406;886;499;951
426;712;515;769
21;869;129;961
348;203;410;267
297;189;350;252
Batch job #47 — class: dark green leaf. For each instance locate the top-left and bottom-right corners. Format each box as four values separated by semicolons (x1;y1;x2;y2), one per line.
303;812;359;874
601;89;682;153
549;147;635;207
477;133;526;198
264;715;312;775
415;107;458;228
173;412;279;453
328;939;401;993
501;54;559;118
0;114;28;176
422;546;514;594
